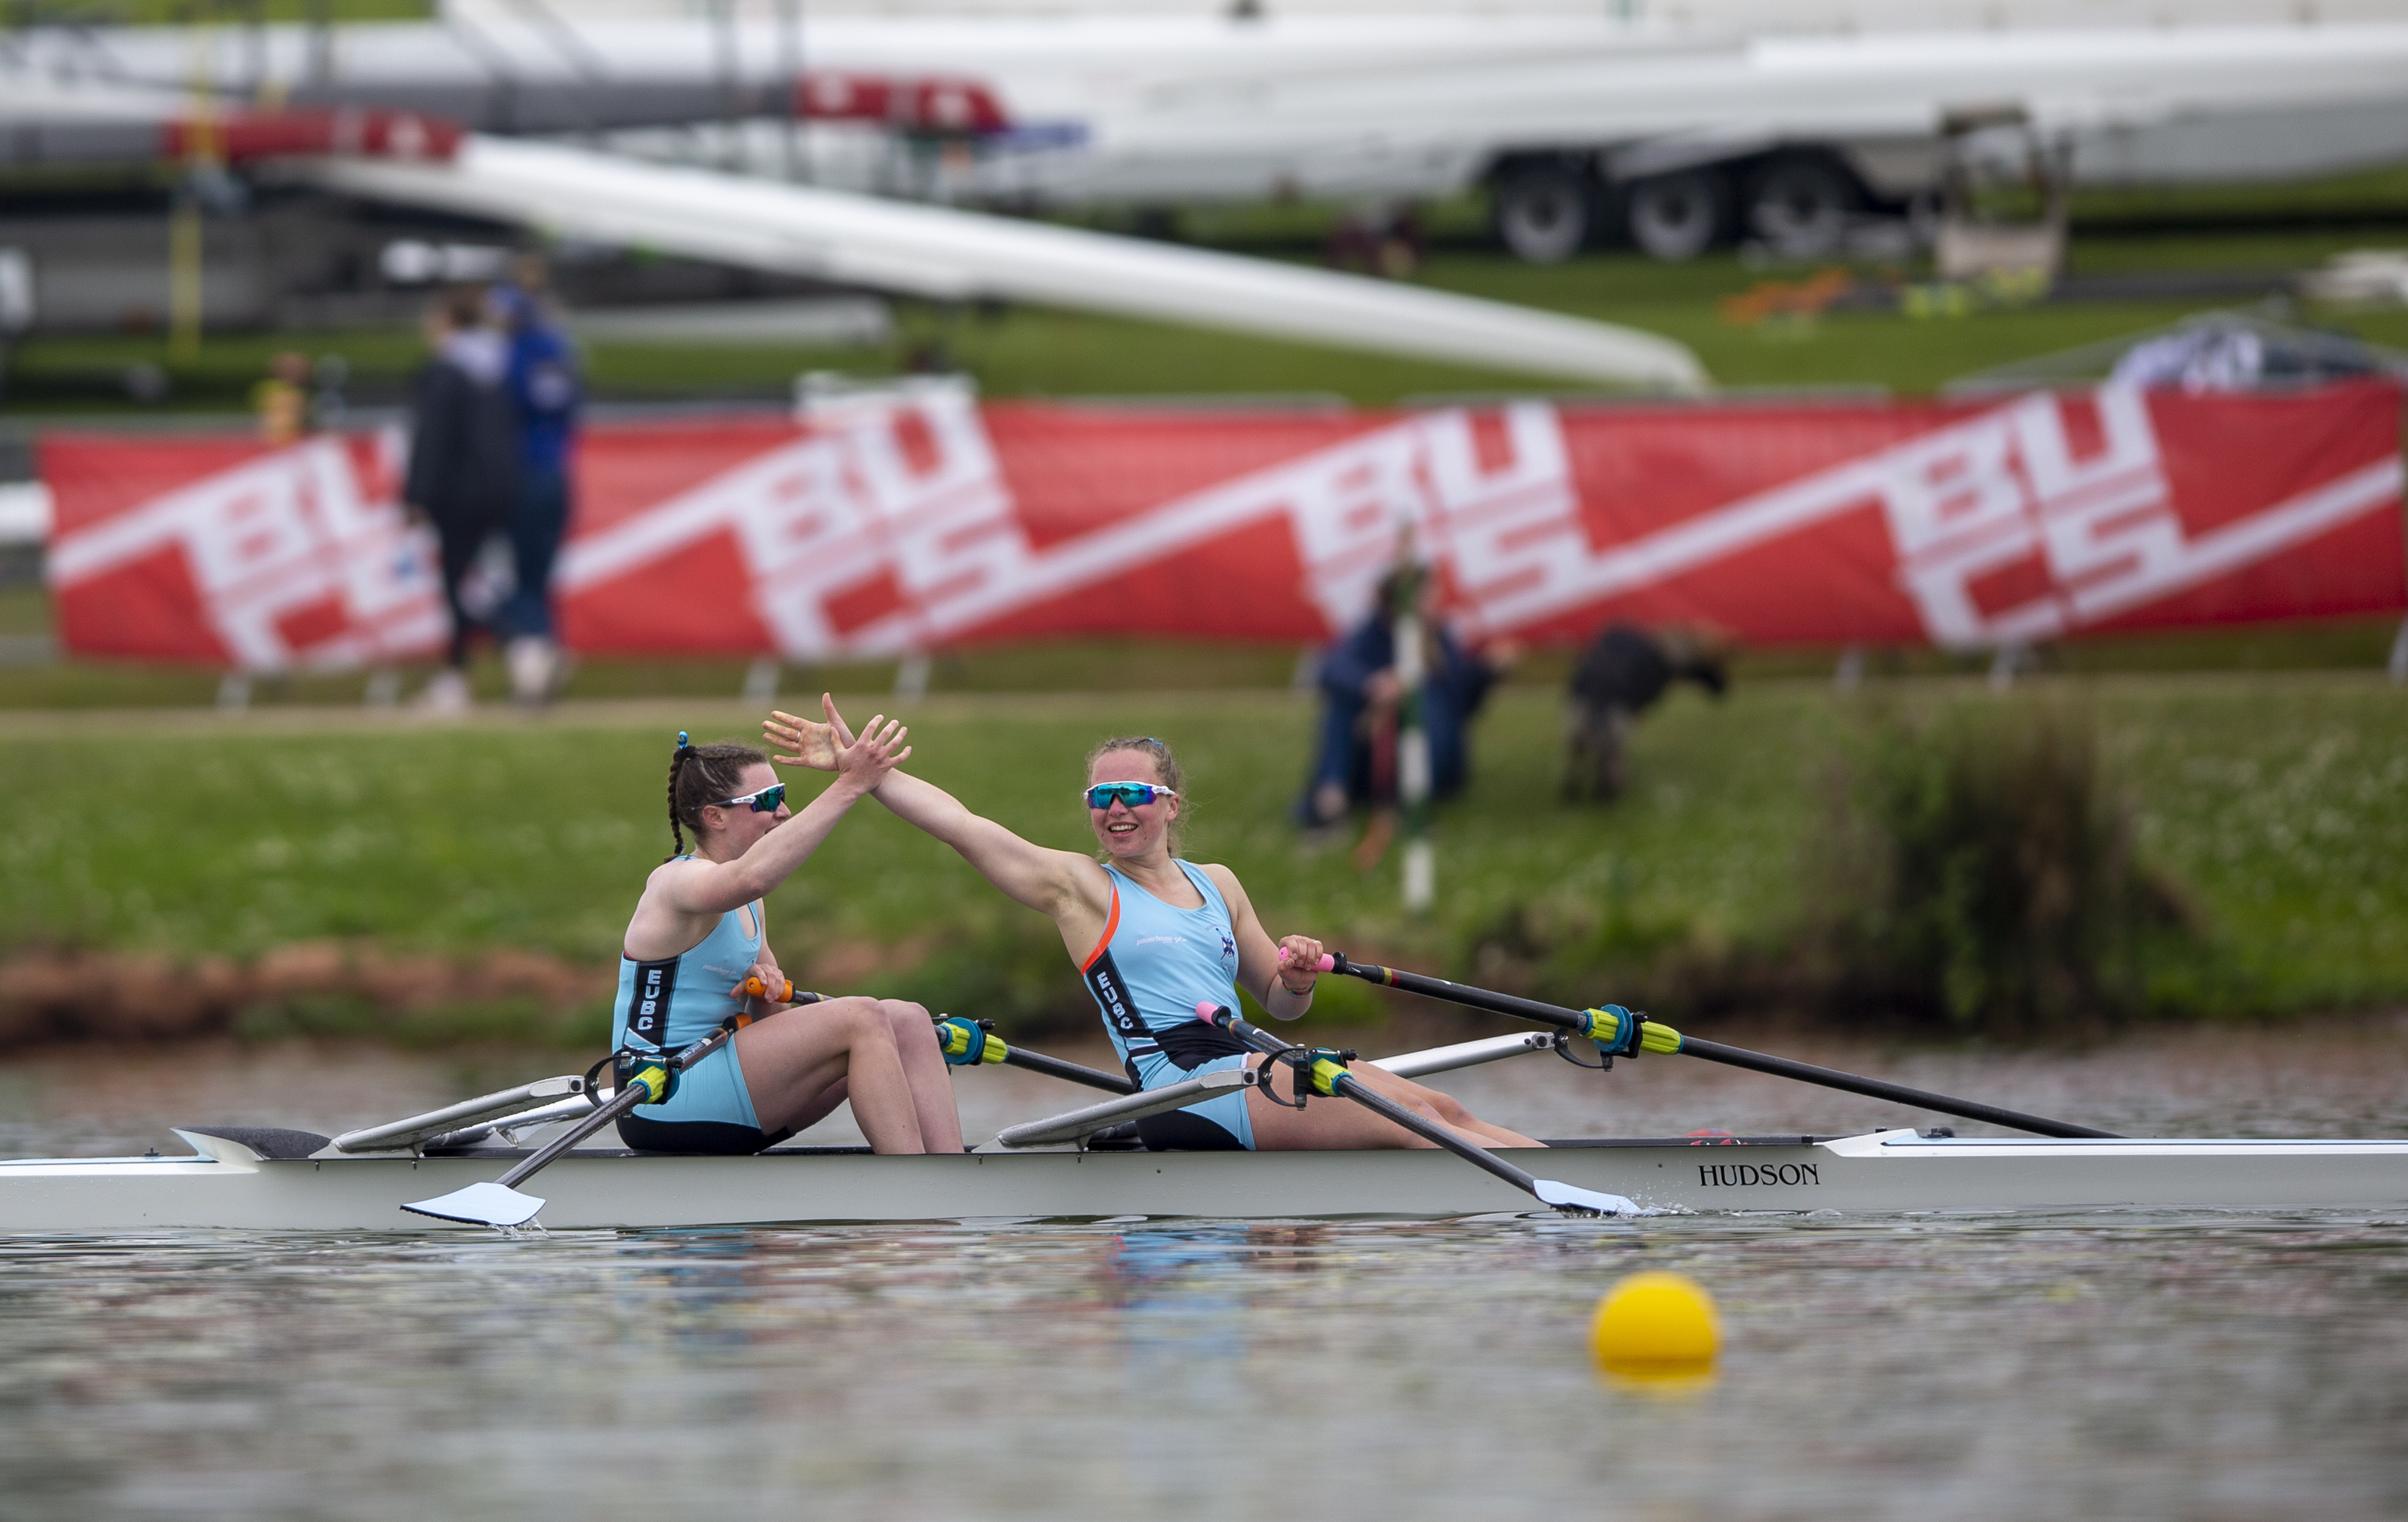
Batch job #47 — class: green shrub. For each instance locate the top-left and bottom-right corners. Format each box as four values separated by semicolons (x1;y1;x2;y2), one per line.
1803;698;2194;1037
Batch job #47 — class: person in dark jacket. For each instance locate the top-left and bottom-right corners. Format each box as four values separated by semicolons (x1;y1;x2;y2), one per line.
401;291;519;713
488;267;582;706
1293;568;1518;830
1564;623;1728;801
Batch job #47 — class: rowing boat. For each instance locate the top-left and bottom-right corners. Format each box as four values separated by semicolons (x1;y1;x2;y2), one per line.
6;1125;2403;1231
8;1022;2401;1231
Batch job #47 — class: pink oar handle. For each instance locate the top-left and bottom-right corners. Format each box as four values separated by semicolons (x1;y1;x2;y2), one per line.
1274;949;1337;973
1194;1000;1222;1021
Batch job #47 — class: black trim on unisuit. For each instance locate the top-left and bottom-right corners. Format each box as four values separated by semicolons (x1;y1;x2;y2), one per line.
1084;945;1248;1081
624;955;678;1050
1153;1019;1251;1071
1083;946;1147;1084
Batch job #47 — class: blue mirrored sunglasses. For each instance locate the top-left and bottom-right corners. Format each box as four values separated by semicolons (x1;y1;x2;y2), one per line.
1084;782;1177;810
717;782;788;813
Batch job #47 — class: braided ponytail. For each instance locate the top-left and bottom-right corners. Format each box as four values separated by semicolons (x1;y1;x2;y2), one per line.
663;729;771;862
664;731;697;861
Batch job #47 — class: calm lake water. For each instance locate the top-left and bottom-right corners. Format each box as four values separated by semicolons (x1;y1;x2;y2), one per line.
4;1015;2406;1520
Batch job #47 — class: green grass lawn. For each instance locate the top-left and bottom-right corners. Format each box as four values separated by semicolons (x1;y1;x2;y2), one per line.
4;675;2402;1035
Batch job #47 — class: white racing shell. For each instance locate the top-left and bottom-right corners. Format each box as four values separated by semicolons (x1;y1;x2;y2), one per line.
5;1128;2405;1232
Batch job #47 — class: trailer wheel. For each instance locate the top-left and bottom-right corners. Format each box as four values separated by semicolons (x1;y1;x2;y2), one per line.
1747;156;1860;256
1625;169;1727;261
1495;163;1593;263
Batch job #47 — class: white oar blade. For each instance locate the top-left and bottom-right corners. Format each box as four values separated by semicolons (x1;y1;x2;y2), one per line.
402;1181;547;1227
1534;1178;1641;1215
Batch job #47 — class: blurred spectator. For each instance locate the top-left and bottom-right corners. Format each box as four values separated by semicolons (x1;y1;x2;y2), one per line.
402;291;518;714
251;350;313;445
1564;624;1728;802
1326;205;1424;280
1293;567;1518;829
310;353;350;430
489;257;583;706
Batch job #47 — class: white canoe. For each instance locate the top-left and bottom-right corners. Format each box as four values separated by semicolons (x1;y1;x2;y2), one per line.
4;1126;2405;1231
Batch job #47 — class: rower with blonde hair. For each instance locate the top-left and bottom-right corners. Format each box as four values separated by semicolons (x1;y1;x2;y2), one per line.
765;697;1540;1154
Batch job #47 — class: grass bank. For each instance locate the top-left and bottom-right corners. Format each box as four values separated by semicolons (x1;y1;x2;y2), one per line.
1;674;2401;1045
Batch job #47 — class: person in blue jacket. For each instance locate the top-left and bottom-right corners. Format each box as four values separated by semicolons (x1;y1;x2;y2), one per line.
489;268;581;705
1293;566;1519;829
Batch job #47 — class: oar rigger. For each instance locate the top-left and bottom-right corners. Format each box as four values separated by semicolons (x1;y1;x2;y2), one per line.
1544;1002;1657;1071
933;1014;1140;1096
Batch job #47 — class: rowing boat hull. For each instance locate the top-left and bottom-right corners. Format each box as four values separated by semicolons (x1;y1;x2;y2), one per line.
5;1130;2406;1231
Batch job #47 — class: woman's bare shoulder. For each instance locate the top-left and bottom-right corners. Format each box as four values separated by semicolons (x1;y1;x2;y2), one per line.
1195;861;1249;898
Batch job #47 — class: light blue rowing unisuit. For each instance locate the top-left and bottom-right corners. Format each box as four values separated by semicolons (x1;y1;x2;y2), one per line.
1081;861;1258;1148
612;875;765;1131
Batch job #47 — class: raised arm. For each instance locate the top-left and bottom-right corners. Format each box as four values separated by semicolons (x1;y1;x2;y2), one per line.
765;698;1104;928
655;713;909;916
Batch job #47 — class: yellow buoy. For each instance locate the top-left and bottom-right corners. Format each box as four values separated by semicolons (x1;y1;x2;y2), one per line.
1589;1271;1719;1375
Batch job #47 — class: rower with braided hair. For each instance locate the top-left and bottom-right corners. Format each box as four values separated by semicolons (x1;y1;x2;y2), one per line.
611;722;962;1155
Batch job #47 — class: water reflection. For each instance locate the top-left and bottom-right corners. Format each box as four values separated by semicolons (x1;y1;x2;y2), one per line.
2;1212;2406;1518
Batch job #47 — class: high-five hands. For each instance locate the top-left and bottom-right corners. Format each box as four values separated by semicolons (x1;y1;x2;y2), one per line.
768;694;909;789
766;694;905;790
1275;934;1326;995
834;702;909;792
763;696;842;771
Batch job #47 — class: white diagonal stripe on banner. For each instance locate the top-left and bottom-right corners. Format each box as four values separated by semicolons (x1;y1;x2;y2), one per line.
45;446;325;586
917;416;1433;639
2069;456;2405;625
555;438;824;594
1460;404;2030;635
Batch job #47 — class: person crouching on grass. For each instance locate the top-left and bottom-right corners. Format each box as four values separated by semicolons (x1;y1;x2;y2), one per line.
612;723;963;1155
764;696;1541;1154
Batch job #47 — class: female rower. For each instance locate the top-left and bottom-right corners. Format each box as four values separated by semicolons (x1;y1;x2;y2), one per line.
612;725;963;1155
763;698;1540;1154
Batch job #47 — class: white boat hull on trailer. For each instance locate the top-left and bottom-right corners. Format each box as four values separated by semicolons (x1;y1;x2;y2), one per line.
4;1129;2405;1232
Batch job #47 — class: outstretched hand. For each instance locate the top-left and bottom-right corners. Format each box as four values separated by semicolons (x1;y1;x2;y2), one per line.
835;706;910;792
763;694;846;771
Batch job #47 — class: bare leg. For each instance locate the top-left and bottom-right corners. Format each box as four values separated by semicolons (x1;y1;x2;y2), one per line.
1244;1056;1544;1151
880;999;966;1154
783;1077;852;1135
733;996;926;1154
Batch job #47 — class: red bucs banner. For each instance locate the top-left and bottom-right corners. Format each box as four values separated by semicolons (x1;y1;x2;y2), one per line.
43;431;444;669
42;379;2406;669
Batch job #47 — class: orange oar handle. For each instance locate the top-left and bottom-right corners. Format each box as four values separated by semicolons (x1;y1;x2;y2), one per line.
741;975;797;1006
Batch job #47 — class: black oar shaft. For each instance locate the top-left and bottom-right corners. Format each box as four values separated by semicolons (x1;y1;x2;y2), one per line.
938;1015;1139;1095
1211;1010;1548;1199
1666;1033;2119;1139
999;1047;1139;1095
1329;1072;1548;1194
496;1028;730;1190
1327;954;2119;1141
